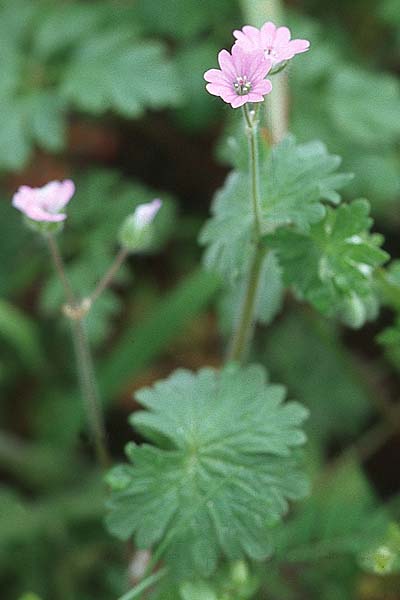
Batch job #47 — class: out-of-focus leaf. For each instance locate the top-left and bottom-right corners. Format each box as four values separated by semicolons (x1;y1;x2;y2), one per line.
274;462;390;563
328;69;400;146
134;0;235;40
0;300;44;370
264;309;372;441
100;269;221;399
289;12;400;217
63;36;182;117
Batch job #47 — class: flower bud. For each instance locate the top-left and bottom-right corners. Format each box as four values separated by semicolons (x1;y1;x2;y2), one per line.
119;199;162;252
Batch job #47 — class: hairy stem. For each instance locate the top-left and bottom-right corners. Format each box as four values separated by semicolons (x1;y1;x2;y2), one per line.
228;106;266;363
228;245;267;363
228;0;289;364
243;103;262;237
47;234;110;469
89;247;129;306
47;234;75;307
118;568;168;600
70;317;111;469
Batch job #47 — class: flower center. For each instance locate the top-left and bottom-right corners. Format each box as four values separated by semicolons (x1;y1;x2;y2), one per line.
233;75;252;96
265;47;278;59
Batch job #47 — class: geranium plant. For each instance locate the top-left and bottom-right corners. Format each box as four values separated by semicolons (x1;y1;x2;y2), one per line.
6;1;400;599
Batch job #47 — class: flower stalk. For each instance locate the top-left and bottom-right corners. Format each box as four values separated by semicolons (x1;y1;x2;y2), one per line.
46;233;110;469
88;247;129;307
228;105;266;363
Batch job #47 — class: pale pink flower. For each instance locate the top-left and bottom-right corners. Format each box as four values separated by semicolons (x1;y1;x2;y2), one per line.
12;180;75;222
233;22;310;67
204;45;272;108
133;199;162;229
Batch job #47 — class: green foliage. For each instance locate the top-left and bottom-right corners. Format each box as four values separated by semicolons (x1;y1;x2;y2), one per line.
200;136;350;282
106;364;308;577
264;309;372;442
62;37;181;117
271;463;392;599
274;463;387;562
100;269;220;399
289;13;400;216
260;137;352;233
134;0;235;40
0;477;124;600
0;0;182;170
0;299;44;371
269;200;389;327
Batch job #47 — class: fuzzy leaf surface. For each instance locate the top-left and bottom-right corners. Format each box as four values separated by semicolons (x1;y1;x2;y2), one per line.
200;136;351;282
106;364;308;577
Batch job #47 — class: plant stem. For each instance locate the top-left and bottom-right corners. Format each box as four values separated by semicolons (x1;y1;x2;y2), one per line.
46;234;110;469
227;106;265;363
243;103;262;237
47;233;75;307
70;317;111;469
228;245;267;363
89;247;129;306
118;568;168;600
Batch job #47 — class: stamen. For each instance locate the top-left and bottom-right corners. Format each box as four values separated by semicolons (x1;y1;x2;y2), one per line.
233;75;252;96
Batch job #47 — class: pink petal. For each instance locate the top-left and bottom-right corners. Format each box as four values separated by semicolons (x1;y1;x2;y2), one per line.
11;179;74;222
217;49;236;78
41;179;75;212
24;204;66;222
233;25;260;51
57;179;75;209
230;95;248;108
231;44;247;76
204;68;223;83
247;93;265;103
274;26;291;46
253;79;273;96
248;54;272;80
242;25;261;38
206;82;231;97
288;39;310;55
261;21;277;41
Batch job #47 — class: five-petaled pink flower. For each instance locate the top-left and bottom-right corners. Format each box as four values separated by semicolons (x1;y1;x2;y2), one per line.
233;22;310;67
133;199;162;229
12;180;75;222
204;45;272;108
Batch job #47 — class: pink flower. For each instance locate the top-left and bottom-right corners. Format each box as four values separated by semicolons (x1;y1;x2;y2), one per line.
133;199;162;229
204;45;272;108
233;22;310;67
12;180;75;222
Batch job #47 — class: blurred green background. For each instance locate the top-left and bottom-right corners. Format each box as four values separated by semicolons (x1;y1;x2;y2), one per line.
1;0;400;598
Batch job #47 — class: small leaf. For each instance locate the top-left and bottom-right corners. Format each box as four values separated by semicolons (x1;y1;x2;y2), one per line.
269;200;389;327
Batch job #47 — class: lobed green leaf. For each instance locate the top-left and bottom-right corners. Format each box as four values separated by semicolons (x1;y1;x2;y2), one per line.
106;363;308;577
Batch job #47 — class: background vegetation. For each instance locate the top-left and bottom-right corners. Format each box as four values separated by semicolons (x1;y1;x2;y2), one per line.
1;0;400;598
